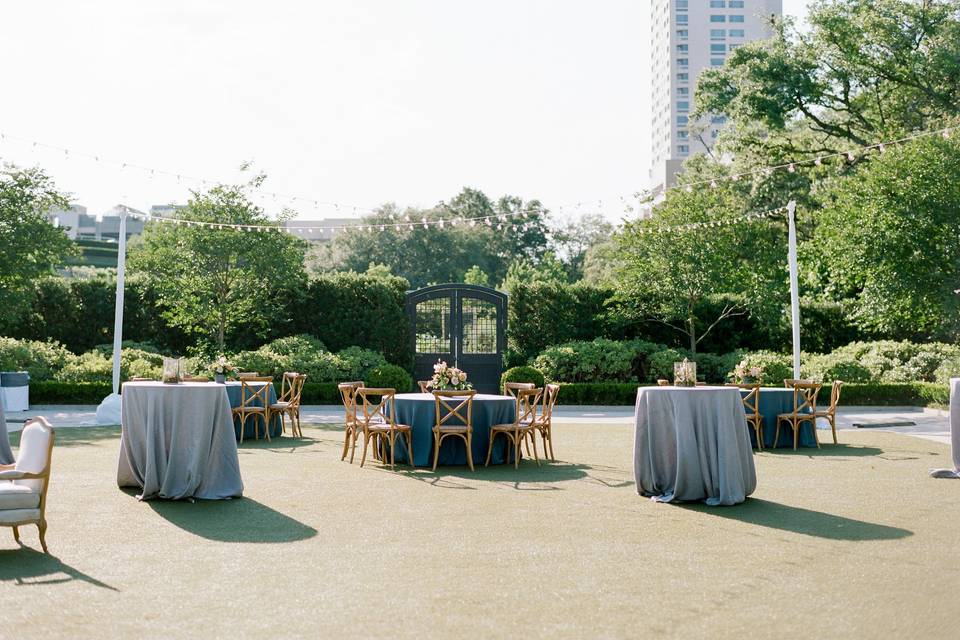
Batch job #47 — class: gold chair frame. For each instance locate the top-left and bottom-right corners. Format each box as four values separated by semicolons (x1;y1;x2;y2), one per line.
357;387;413;470
814;380;843;444
738;384;764;450
431;390;476;472
503;381;535;399
270;372;307;437
783;378;812;388
775;382;822;450
418;380;432;393
0;417;54;553
488;387;541;468
338;381;365;463
527;383;560;461
233;376;273;443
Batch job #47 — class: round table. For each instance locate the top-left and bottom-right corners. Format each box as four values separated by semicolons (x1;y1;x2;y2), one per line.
742;388;818;448
388;393;517;467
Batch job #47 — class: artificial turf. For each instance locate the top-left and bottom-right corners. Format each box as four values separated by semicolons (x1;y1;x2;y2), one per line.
1;422;957;638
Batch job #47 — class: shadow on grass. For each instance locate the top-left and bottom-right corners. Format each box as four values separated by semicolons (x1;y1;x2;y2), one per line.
684;498;912;541
0;546;118;590
375;460;595;490
236;435;320;453
7;425;121;448
146;496;317;543
760;443;884;457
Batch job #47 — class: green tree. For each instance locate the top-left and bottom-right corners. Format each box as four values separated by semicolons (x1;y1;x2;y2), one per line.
500;251;569;290
129;183;308;353
0;165;74;327
694;0;960;160
463;265;491;286
613;188;786;353
552;213;614;281
815;135;960;339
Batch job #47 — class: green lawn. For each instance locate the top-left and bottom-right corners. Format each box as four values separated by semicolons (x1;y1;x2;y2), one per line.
1;422;957;638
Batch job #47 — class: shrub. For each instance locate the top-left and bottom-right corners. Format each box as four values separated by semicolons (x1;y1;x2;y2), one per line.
365;364;412;392
262;334;326;357
30;381;113;404
934;355;960;384
725;350;792;386
647;348;690;381
0;337;73;382
54;351;113;383
534;338;639;383
802;353;872;383
500;366;546;390
692;352;727;383
336;346;387;381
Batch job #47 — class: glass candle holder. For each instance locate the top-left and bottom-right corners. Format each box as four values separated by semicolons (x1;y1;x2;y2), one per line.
673;360;697;387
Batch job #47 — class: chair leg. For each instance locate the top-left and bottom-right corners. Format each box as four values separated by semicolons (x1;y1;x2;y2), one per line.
755;424;763;451
360;432;370;468
773;418;782;448
12;526;20;544
405;431;415;467
530;430;540;467
830;414;838;444
793;419;799;451
514;434;521;469
810;417;820;448
523;434;531;457
432;434;441;472
341;428;351;461
38;520;48;553
237;415;244;444
485;431;496;467
465;433;474;471
389;432;396;470
547;428;555;461
263;413;271;442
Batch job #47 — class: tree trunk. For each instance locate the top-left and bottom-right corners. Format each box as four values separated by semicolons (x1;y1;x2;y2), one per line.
217;312;226;352
687;317;697;354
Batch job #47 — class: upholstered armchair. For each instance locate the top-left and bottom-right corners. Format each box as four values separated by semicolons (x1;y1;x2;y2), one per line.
0;416;55;552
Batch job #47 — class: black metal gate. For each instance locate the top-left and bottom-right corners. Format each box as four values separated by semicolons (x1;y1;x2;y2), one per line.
405;284;507;394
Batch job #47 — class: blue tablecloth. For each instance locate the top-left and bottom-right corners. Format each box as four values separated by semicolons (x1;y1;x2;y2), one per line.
224;381;282;440
386;393;517;467
741;388;818;448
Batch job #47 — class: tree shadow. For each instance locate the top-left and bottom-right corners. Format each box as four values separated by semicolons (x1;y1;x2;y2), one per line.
683;498;913;541
146;497;317;543
0;546;118;590
7;426;121;448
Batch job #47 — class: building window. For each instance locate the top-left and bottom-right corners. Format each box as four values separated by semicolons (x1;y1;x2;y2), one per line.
729;29;745;37
711;29;726;39
676;0;688;9
710;15;726;22
678;130;689;139
677;87;689;95
677;58;689;67
711;130;720;138
729;44;741;51
677;44;688;53
729;0;744;7
676;29;688;39
677;116;689;125
677;101;689;111
729;14;744;22
676;73;689;81
710;0;726;6
711;115;727;124
711;58;725;66
676;14;688;24
710;44;726;53
678;145;690;154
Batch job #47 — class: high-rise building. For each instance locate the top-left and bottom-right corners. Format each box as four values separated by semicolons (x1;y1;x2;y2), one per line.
649;0;781;195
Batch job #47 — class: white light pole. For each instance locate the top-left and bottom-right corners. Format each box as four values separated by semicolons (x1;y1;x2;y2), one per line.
787;200;801;379
95;210;127;424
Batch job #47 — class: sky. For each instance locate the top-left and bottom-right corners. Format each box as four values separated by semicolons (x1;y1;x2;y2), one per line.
0;0;812;223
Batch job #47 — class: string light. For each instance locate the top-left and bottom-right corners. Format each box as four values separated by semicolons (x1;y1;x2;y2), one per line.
634;204;787;236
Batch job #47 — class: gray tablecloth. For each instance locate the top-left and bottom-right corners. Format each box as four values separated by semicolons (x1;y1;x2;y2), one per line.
117;381;244;500
634;386;757;506
931;378;960;478
0;402;12;465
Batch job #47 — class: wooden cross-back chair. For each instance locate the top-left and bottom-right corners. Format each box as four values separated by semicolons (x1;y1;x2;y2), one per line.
338;381;365;463
814;380;843;444
738;384;764;450
503;381;535;399
783;378;812;388
270;372;307;437
356;388;413;470
431;390;476;472
526;383;560;461
488;387;541;469
0;417;54;553
418;380;432;393
233;376;273;443
775;382;822;450
238;372;260;379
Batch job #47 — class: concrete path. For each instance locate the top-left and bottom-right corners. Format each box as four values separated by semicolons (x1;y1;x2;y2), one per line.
3;404;952;445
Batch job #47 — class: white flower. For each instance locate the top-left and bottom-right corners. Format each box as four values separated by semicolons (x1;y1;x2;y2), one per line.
459;371;467;381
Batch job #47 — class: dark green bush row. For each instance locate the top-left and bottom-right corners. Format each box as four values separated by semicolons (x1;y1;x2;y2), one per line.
31;381;113;404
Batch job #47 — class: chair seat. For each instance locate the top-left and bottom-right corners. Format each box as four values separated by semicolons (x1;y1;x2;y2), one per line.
367;422;411;432
234;406;267;414
269;402;292;410
491;422;533;432
0;482;40;510
434;425;470;432
813;410;834;417
778;412;815;420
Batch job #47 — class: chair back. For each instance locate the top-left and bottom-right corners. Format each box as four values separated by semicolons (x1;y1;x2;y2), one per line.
657;379;669;386
534;383;560;424
789;382;821;415
239;378;272;409
739;384;761;418
827;380;843;412
783;378;812;388
238;372;260;379
433;390;475;430
418;380;432;393
288;373;307;408
14;417;54;494
516;388;542;424
338;381;364;426
278;372;297;402
504;382;535;399
356;387;396;427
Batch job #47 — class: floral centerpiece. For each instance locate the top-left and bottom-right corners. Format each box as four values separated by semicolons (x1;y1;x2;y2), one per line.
730;359;762;385
210;355;237;384
673;358;697;387
425;360;473;391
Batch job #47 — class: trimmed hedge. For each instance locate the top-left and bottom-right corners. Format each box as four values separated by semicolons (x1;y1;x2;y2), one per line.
31;381;113;404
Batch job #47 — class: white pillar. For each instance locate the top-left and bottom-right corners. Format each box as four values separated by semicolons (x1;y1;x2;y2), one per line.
787;200;801;379
96;210;127;425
